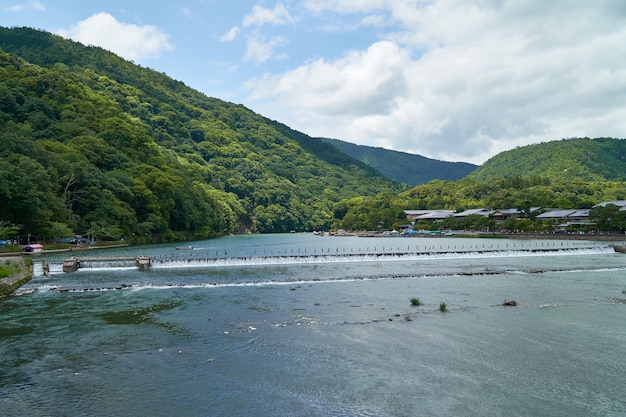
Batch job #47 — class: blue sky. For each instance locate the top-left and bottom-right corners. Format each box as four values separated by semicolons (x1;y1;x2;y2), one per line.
2;1;626;164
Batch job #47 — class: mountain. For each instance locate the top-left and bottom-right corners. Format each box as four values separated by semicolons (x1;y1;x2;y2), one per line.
469;137;626;181
0;27;401;241
320;138;477;186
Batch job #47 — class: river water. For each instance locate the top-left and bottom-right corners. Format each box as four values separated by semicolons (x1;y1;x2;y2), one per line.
1;234;625;417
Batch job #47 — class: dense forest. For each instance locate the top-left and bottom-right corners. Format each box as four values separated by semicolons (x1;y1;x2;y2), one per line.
328;132;626;233
470;137;626;181
0;27;401;243
320;137;477;186
2;27;626;243
332;174;626;232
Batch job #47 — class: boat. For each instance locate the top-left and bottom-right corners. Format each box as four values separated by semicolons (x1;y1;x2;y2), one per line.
22;244;44;254
175;246;194;250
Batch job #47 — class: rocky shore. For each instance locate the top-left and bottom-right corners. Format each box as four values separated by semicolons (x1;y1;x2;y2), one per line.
0;257;32;298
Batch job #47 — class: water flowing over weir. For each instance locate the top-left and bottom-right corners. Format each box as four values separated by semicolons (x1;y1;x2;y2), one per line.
40;243;617;275
151;245;616;268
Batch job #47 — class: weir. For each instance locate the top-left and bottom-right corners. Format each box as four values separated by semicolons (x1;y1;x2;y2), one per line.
61;256;152;272
45;245;614;273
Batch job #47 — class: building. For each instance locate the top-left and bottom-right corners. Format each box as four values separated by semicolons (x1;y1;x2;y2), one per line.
403;210;436;222
410;210;456;222
535;209;592;229
453;208;493;218
593;201;626;209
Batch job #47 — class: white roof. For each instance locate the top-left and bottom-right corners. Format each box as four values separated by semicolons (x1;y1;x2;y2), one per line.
593;200;626;208
536;209;576;219
415;210;455;220
454;208;492;217
492;208;520;215
568;209;590;217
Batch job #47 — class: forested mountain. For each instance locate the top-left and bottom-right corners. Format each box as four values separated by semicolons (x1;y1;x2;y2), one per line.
320;138;477;186
0;26;401;242
331;140;626;231
470;137;626;181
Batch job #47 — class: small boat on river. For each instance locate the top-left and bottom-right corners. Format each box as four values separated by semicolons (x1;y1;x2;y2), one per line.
175;246;194;250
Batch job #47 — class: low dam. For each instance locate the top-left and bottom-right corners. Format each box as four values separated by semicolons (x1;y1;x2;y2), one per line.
44;243;619;275
62;256;151;272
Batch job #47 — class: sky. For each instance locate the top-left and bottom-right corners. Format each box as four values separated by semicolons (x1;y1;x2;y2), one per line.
2;1;626;164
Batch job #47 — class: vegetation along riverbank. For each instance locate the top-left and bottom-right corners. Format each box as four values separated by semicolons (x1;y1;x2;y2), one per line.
0;257;32;298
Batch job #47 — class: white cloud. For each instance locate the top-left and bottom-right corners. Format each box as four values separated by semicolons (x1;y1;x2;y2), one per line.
246;0;626;164
56;12;173;62
303;0;387;14
220;26;240;42
243;3;294;26
248;41;407;114
245;36;288;62
6;0;45;12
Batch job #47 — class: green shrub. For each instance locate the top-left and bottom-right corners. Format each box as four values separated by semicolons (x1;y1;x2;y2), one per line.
439;302;447;312
410;297;422;306
0;260;20;278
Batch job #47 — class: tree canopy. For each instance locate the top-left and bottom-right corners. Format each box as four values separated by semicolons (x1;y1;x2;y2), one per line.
470;137;626;182
0;27;400;242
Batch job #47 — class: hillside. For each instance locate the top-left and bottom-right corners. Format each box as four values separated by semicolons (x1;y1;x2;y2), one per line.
0;26;401;242
470;137;626;181
320;138;477;186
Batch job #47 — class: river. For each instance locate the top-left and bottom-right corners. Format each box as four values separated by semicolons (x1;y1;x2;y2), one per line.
1;234;625;416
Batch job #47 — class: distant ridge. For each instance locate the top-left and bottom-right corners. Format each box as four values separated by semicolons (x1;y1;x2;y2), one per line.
320;138;477;186
469;137;626;181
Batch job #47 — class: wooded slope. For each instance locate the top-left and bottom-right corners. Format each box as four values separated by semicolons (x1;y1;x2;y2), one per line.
321;137;477;186
0;27;400;242
470;137;626;181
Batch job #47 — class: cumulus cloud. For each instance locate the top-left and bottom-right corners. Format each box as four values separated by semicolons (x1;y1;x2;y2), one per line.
247;41;407;113
245;36;289;62
56;12;173;62
246;0;626;163
243;3;294;26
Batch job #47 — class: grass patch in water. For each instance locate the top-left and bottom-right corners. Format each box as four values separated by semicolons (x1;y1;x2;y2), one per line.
410;297;422;306
439;302;447;312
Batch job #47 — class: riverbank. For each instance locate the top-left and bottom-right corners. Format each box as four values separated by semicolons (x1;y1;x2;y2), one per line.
0;243;129;257
0;256;32;298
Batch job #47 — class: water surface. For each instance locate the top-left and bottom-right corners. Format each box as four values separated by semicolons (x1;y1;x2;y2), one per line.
2;234;625;416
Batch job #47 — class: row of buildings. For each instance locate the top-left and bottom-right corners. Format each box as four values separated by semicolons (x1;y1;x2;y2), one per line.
404;200;626;230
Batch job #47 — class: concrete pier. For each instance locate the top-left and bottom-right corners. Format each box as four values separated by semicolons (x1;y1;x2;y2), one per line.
62;257;79;273
136;256;151;271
